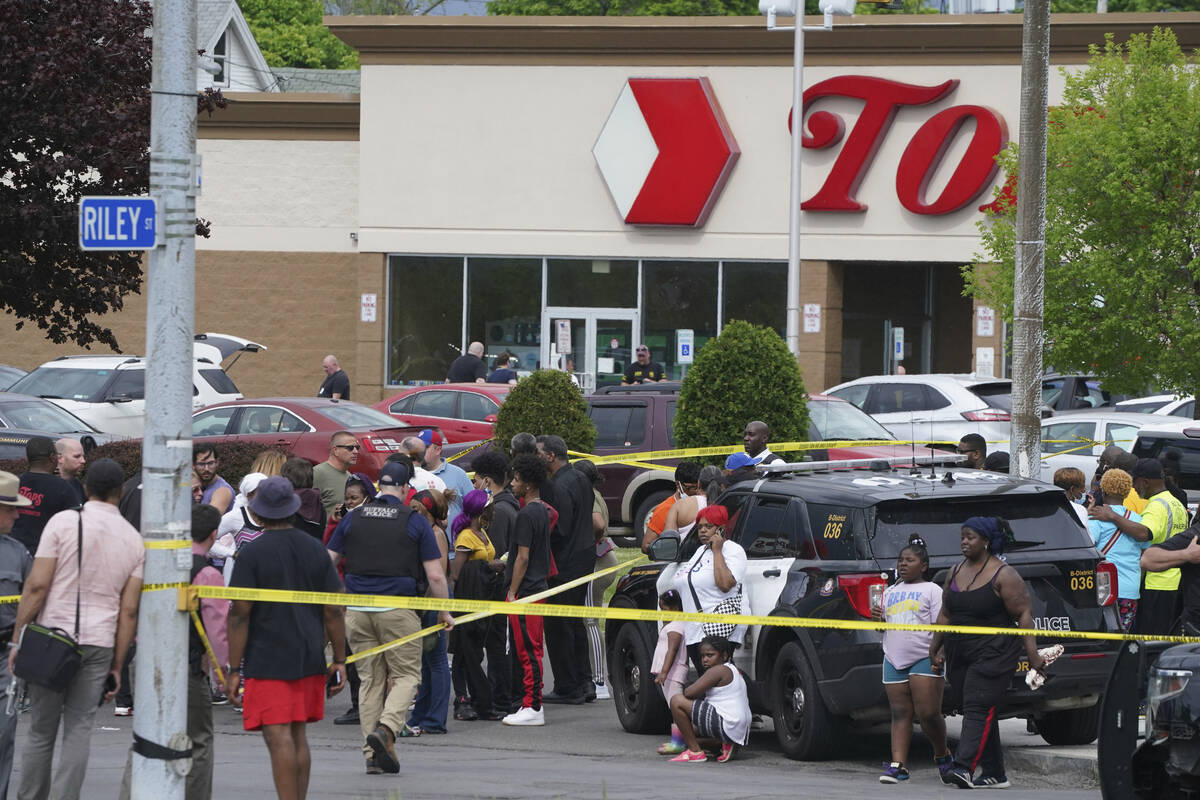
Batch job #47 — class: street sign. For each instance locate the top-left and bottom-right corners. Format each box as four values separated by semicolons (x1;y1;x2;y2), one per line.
79;196;159;250
677;329;695;364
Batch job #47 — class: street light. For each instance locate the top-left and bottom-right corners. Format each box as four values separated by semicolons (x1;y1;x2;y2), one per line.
760;0;856;360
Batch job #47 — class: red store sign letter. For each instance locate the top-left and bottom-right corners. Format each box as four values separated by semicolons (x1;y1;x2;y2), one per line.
793;76;1008;216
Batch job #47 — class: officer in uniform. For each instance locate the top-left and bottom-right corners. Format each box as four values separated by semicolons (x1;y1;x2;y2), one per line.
0;471;33;799
326;461;453;775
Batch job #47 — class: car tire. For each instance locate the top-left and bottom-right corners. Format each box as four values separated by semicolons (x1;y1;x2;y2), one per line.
608;622;670;735
771;640;839;760
1036;703;1101;746
633;489;673;546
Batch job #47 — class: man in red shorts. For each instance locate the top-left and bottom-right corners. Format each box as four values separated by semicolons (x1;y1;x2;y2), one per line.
226;476;347;800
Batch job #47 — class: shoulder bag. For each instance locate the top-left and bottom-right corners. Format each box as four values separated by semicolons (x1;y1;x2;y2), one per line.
1100;508;1134;558
14;511;84;692
685;546;744;639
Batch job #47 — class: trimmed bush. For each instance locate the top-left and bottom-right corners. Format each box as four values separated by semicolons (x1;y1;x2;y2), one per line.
83;440;294;488
674;320;810;458
493;369;597;455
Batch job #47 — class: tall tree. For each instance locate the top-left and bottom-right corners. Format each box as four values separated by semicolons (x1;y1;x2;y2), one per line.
0;0;151;349
966;27;1200;413
240;0;359;69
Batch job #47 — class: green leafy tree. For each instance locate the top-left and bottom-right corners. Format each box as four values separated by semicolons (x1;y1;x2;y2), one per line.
966;27;1200;412
241;0;358;69
493;370;597;455
674;320;809;455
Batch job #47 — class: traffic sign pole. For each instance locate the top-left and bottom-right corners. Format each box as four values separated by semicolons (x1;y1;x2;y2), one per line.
132;0;196;796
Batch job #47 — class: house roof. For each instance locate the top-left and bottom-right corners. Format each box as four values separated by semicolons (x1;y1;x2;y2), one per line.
272;68;360;94
197;0;278;92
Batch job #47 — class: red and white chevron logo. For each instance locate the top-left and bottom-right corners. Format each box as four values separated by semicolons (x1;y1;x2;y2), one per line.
592;78;740;227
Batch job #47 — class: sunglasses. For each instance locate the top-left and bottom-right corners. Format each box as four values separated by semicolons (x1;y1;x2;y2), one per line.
335;443;361;451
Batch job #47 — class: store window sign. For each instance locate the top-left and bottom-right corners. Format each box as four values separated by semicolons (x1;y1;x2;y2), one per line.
790;75;1008;216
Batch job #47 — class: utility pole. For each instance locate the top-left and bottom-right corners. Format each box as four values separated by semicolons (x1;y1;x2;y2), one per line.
1010;0;1049;480
132;0;197;796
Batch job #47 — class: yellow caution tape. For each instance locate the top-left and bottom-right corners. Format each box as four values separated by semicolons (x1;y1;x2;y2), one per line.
189;608;226;688
144;540;191;550
0;596;17;605
447;440;490;463
343;554;649;664
142;582;191;593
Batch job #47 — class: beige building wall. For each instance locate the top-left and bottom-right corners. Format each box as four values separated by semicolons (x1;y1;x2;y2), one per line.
797;260;843;392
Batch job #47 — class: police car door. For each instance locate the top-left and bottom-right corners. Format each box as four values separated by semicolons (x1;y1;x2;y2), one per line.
729;495;797;674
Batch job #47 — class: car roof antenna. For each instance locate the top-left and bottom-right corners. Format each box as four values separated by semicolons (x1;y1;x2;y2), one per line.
909;417;919;476
928;428;938;480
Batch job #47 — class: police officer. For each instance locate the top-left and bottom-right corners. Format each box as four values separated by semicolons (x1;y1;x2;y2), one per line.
0;471;31;799
326;461;453;775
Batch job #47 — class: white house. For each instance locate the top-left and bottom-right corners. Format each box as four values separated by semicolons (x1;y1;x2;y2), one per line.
196;0;278;93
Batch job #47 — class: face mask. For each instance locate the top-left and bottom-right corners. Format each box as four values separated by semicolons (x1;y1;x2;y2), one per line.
1071;495;1086;506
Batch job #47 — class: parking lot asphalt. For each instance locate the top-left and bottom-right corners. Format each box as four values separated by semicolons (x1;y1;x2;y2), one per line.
10;693;1104;799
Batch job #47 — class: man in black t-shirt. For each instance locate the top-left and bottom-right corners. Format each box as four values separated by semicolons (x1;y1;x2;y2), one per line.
446;341;487;383
622;344;666;384
12;437;77;555
502;454;554;727
318;355;351;400
226;477;347;799
1141;521;1200;633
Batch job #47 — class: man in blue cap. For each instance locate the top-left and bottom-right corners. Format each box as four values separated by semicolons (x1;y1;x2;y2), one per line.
418;429;472;523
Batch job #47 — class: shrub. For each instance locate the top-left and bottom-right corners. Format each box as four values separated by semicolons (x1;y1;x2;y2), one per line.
674;320;810;459
84;440;294;488
492;369;596;455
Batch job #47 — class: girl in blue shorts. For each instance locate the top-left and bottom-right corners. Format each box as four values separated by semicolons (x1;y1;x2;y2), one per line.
876;533;952;784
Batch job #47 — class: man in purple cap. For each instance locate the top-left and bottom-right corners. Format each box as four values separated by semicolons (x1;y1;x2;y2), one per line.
225;476;347;798
419;429;472;524
326;462;453;775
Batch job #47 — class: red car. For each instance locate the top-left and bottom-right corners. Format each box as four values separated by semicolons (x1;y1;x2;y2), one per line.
191;397;444;480
374;383;511;444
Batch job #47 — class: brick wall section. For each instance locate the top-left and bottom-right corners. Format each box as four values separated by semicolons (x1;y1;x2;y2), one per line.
0;251;389;405
797;260;844;393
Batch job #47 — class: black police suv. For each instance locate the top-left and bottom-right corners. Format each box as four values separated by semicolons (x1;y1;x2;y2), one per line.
606;458;1123;760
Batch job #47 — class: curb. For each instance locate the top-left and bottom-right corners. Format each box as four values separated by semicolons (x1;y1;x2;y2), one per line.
1004;747;1099;788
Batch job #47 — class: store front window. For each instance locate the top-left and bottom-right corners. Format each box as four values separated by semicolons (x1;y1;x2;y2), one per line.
641;260;718;380
547;259;638;308
468;258;542;372
722;261;787;336
387;256;463;384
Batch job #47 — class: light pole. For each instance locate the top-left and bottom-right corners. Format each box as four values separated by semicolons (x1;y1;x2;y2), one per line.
760;0;856;360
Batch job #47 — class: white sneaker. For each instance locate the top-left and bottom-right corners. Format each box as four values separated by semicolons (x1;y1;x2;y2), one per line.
114;706;133;717
594;682;610;701
502;706;545;726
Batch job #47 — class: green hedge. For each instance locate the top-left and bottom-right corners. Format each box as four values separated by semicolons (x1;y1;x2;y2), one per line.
492;369;597;455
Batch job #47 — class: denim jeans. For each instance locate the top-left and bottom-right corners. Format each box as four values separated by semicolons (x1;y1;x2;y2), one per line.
407;613;450;732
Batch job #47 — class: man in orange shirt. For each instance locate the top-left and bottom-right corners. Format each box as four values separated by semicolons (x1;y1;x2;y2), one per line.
641;462;702;553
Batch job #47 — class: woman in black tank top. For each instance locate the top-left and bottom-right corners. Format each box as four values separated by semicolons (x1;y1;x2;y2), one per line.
927;516;1047;790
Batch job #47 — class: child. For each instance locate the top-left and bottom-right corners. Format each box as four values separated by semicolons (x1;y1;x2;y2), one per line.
876;533;951;784
651;590;689;755
667;635;750;764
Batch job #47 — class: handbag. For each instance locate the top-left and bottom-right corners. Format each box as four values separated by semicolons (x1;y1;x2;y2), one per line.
686;546;744;639
14;511;83;692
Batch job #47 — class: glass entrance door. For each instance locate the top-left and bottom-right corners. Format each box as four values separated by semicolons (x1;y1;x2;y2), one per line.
542;309;638;395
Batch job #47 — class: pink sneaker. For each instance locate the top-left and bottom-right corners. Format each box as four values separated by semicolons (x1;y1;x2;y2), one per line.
717;742;737;763
670;750;708;763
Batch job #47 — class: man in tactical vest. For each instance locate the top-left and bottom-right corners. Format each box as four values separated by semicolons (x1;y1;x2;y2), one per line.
326;461;453;776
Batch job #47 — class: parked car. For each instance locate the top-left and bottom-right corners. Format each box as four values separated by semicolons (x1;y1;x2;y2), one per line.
191;397;457;481
0;393;122;461
585;382;932;543
0;365;26;391
823;373;1017;446
606;459;1122;759
8;333;265;437
1038;410;1164;483
1040;373;1130;411
1129;642;1200;798
1132;420;1200;509
374;383;510;444
1117;394;1195;419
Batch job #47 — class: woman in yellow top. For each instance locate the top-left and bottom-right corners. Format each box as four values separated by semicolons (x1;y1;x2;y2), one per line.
450;489;505;721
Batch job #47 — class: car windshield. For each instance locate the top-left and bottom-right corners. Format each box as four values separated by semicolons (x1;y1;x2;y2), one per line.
871;493;1090;558
1119;400;1170;414
320;403;411;430
808;398;894;441
9;368;113;401
0;399;97;433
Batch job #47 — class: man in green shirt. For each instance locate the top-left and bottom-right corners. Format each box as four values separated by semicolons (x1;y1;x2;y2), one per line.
312;430;359;518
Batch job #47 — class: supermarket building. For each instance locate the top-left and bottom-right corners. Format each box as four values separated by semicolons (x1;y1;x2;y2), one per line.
6;13;1200;402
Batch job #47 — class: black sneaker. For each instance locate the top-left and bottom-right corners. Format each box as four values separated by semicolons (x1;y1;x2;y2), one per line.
334;706;360;726
454;703;479;721
945;766;975;789
973;774;1010;789
541;691;586;705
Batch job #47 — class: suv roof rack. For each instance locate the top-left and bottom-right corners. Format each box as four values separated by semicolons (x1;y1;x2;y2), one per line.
591;381;682;396
52;355;142;365
759;453;964;475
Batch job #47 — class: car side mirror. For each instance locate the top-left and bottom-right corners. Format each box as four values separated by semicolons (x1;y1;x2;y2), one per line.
484;414;498;423
649;530;681;562
106;393;133;403
1039;404;1054;419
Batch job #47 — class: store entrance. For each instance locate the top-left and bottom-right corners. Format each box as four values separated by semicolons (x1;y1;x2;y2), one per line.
541;308;639;394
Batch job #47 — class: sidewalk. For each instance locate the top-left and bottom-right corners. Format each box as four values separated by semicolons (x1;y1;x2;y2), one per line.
944;716;1099;788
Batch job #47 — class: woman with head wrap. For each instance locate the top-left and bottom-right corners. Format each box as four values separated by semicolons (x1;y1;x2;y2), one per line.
928;516;1047;789
671;504;748;673
448;490;505;721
